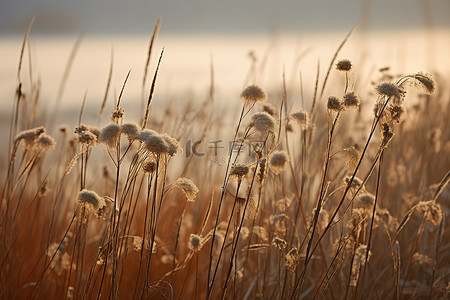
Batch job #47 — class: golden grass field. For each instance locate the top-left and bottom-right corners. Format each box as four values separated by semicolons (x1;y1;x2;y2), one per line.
1;20;449;299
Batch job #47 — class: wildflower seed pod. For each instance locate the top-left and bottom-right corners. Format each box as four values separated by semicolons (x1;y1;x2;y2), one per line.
230;163;250;179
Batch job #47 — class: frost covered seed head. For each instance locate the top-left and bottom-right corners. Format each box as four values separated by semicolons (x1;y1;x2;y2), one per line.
99;123;121;148
121;122;140;143
144;133;169;154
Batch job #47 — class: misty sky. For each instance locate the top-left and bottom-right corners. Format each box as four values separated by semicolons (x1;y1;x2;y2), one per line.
1;0;450;36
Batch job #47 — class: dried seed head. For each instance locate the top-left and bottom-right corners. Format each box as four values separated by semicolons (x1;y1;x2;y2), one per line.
163;134;182;156
230;163;250;179
415;201;443;226
343;92;361;109
142;158;157;173
99;123;121;148
413;72;436;94
336;59;352;71
240;84;267;103
121;122;141;143
175;177;199;202
272;237;287;250
285;248;300;272
110;107;125;124
387;105;405;124
290;110;309;129
344;176;365;194
375;82;405;101
356;193;375;209
258;158;267;184
327;96;343;112
76;189;106;213
35;133;56;152
78;131;97;147
262;103;277;116
380;123;394;148
188;234;203;252
269;150;289;175
349;208;369;233
251;112;276;133
137;129;158;142
144;133;169;154
350;245;371;286
15;126;46;149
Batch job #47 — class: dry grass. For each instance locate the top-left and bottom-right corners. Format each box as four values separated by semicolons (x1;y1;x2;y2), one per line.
1;23;449;300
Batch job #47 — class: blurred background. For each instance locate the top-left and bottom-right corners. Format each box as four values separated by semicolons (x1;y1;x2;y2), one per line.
1;0;449;124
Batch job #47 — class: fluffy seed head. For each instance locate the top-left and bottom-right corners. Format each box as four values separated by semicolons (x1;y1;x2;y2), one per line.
121;122;141;143
230;163;250;179
163;134;182;157
262;103;277;116
290;110;309;129
78;131;97;147
99;123;121;148
15;126;46;149
415;201;443;226
144;133;169;154
251;112;276;133
381;123;394;148
137;129;158;142
336;59;352;71
240;84;267;103
188;234;203;252
327;96;343;112
345;145;361;173
175;177;199;202
76;189;106;213
269;150;289;175
375;82;405;100
36;133;56;152
356;193;375;209
343;92;361;109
